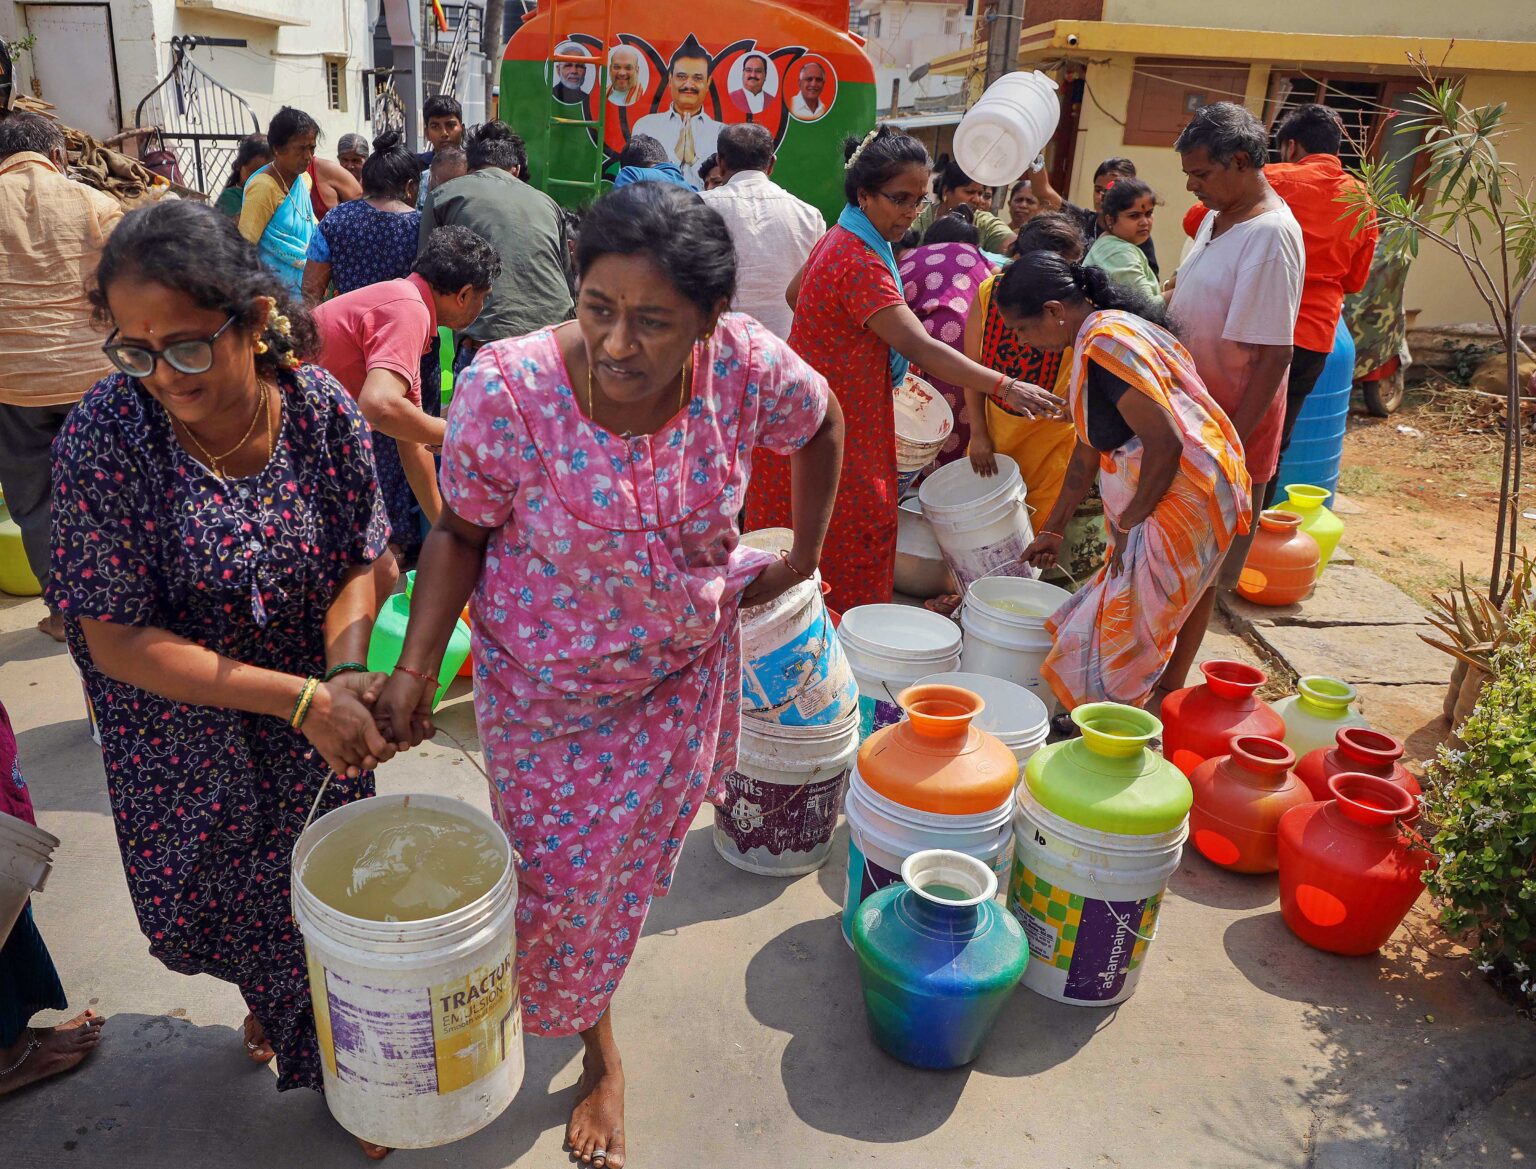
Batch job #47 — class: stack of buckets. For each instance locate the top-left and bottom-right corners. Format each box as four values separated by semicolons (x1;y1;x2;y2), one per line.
841;684;1018;944
0;810;58;944
837;603;962;738
893;374;953;496
715;529;861;876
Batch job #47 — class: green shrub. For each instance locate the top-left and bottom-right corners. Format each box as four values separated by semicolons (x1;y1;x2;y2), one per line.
1423;606;1536;1004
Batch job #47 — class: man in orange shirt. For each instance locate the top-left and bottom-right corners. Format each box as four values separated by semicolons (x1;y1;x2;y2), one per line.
1264;104;1378;502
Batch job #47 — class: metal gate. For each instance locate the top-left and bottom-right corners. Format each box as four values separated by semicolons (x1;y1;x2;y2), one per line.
134;36;260;197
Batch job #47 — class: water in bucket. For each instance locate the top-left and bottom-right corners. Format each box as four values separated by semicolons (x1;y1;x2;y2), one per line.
301;803;504;922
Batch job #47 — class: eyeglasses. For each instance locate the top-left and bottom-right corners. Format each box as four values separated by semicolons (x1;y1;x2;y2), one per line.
103;315;238;378
876;191;936;212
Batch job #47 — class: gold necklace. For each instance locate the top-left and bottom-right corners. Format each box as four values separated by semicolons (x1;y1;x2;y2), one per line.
585;346;693;438
176;379;269;478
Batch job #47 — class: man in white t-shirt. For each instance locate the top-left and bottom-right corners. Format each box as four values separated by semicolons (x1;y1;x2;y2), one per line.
1159;101;1303;695
700;124;825;338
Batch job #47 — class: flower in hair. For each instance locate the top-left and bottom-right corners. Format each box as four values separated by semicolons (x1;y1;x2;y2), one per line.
844;127;880;171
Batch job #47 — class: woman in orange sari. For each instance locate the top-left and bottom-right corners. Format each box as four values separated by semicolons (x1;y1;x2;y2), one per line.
1004;252;1251;710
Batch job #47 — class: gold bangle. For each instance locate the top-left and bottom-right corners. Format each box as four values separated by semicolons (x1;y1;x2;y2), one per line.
290;677;320;730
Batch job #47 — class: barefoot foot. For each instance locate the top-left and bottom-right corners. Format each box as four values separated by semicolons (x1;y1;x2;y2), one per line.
242;1013;275;1065
566;1054;626;1168
36;612;65;642
0;1010;105;1095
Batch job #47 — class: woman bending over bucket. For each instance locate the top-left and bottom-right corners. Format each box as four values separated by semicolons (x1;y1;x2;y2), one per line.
375;181;845;1169
1003;252;1252;710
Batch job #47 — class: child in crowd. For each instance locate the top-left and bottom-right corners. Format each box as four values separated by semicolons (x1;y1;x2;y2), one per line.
1084;177;1164;307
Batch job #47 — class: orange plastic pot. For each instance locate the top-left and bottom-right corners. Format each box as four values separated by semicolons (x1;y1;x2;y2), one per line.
1188;735;1311;873
856;684;1017;815
1295;727;1420;813
1236;511;1320;607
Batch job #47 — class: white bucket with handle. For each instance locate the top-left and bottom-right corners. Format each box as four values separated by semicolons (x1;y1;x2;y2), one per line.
837;604;961;739
952;71;1062;189
919;455;1039;591
960;576;1072;713
0;809;59;944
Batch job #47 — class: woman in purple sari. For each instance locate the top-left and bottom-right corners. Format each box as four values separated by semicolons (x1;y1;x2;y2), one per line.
897;207;997;466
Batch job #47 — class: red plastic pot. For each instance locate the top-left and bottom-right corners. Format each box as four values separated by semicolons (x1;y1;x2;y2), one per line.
1160;660;1287;778
1277;773;1434;955
1189;736;1312;874
1236;511;1319;606
1295;727;1421;811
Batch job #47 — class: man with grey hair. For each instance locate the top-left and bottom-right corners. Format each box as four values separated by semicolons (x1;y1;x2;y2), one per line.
700;122;824;338
1157;100;1303;696
0;112;123;639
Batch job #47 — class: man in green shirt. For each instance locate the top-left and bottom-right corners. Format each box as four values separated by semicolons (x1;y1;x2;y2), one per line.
910;159;1017;254
420;121;573;372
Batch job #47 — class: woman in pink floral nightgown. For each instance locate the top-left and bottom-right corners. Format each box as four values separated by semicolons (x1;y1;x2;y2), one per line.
376;183;844;1169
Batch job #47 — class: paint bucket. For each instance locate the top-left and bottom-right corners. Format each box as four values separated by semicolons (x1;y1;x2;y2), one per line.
918;455;1038;591
737;528;859;726
895;498;956;599
1008;784;1185;1006
0;809;59;945
959;576;1072;713
893;373;953;495
840;767;1014;945
914;671;1049;764
712;710;861;876
291;794;523;1149
837;604;961;738
952;71;1062;189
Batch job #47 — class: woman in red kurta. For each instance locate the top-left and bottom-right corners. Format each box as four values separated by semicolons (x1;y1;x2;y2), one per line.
749;126;1063;608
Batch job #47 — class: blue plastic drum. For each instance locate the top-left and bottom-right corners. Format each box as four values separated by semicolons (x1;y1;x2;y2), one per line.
1276;319;1356;506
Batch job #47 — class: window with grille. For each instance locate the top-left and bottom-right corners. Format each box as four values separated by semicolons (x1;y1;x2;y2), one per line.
1265;75;1384;169
325;59;345;112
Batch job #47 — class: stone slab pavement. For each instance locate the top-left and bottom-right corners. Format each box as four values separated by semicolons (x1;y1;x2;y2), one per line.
4;590;1533;1169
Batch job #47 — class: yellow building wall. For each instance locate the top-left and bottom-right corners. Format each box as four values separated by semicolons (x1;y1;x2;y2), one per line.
1100;0;1536;42
1068;59;1536;327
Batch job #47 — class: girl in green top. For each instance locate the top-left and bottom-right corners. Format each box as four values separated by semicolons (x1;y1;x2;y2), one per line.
212;133;272;219
1084;177;1163;308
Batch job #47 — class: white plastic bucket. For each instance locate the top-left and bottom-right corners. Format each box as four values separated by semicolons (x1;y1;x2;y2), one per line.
1007;783;1186;1006
894;498;956;599
893;373;954;495
960;576;1072;712
838;604;962;738
713;710;861;876
738;528;859;727
0;809;59;944
919;455;1038;590
840;767;1014;944
952;71;1062;189
292;794;524;1149
913;671;1049;765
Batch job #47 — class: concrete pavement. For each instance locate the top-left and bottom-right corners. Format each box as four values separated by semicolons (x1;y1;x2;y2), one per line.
3;588;1532;1169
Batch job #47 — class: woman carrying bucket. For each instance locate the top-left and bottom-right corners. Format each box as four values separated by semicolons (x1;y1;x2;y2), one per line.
374;182;844;1169
48;202;396;1157
1001;252;1251;710
751;125;1063;611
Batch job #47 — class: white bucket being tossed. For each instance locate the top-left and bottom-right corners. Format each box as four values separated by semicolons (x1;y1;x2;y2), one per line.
952;70;1062;189
960;576;1072;713
292;794;523;1149
837;604;961;739
0;809;59;944
914;671;1049;765
895;498;955;599
840;767;1014;945
738;528;859;727
893;373;954;495
919;454;1038;591
713;709;860;876
1007;783;1185;1006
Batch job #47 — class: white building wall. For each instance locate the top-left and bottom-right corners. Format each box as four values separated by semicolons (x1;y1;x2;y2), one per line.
855;0;968;113
3;0;375;154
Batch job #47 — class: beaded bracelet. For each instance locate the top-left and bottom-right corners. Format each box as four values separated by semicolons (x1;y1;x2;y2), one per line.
290;677;320;730
393;664;437;686
324;662;367;681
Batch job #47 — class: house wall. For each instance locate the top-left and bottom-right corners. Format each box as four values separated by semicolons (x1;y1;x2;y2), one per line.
857;0;968;112
2;0;375;152
1067;56;1536;327
1100;0;1535;40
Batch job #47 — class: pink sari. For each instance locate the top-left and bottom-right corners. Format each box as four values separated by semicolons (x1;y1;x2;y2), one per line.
439;315;829;1035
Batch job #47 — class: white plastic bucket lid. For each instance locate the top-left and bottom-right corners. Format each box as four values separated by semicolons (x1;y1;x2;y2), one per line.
838;604;961;666
919;454;1023;516
913;670;1049;743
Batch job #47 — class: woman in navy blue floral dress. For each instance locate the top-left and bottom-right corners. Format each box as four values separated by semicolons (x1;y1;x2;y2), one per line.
48;202;397;1152
303;130;427;557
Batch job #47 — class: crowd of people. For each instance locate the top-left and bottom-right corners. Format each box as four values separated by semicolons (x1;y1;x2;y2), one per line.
0;87;1377;1169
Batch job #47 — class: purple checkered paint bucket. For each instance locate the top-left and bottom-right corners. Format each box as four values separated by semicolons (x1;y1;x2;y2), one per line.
292;794;523;1148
